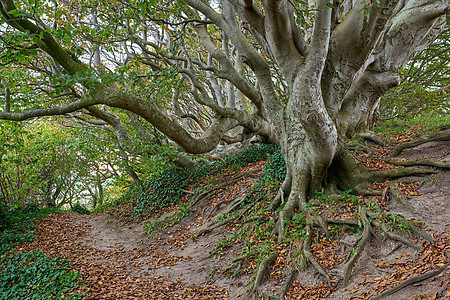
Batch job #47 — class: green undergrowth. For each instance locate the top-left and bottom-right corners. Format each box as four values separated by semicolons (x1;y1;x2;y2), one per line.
143;147;285;234
99;143;279;221
0;204;83;299
0;252;82;300
208;149;289;274
1;204;57;252
374;82;449;142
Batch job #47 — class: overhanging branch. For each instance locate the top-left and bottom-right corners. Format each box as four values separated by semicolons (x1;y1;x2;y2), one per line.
0;98;100;121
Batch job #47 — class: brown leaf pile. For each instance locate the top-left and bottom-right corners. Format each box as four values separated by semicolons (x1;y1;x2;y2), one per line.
18;213;228;299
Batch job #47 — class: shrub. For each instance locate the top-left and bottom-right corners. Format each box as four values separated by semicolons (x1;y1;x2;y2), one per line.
0;204;12;231
379;82;449;121
71;205;90;215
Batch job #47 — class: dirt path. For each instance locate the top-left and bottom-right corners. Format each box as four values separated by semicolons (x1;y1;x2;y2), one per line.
76;211;250;299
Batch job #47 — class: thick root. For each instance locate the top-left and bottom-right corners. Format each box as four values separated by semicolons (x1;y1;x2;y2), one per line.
371;263;449;300
391;128;450;157
407;222;433;242
279;269;297;300
251;253;278;295
270;172;292;211
356;131;389;147
388;182;415;213
197;197;259;236
303;223;332;287
379;223;421;251
313;214;330;238
273;194;298;241
343;207;371;286
326;218;358;226
377;158;450;169
347;142;376;154
371;167;436;182
189;168;262;207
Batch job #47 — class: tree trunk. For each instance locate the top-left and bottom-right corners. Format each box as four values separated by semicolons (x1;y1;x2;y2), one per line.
274;75;340;232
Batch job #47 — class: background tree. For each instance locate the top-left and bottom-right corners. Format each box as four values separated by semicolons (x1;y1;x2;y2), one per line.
376;14;449;123
402;14;450;90
0;119;121;209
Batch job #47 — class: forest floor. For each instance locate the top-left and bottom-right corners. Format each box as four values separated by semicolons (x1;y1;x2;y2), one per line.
18;130;449;299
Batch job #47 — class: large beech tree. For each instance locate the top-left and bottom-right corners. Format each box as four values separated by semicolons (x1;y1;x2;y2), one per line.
0;0;449;287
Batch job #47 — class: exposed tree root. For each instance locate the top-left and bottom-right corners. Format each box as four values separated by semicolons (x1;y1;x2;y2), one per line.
207;194;246;218
232;260;244;278
225;196;248;216
197;197;259;236
356;131;389;147
235;198;261;221
189;168;262;207
239;142;443;293
388;182;415;213
377;158;450;169
196;219;229;236
407;222;433;242
269;172;292;211
379;223;421;251
367;209;431;243
355;188;383;196
204;153;227;163
347;142;376;154
313;215;331;238
343;207;371;286
279;269;297;300
251;253;278;295
206;194;229;218
371;263;449;300
326;218;358;226
303;223;332;287
371;167;436;182
391;128;450;157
